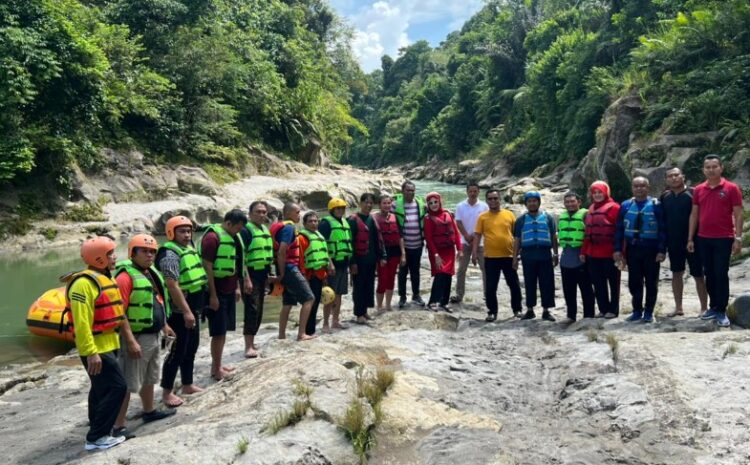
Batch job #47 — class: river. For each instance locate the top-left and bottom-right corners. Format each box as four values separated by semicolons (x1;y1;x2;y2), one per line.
0;179;467;367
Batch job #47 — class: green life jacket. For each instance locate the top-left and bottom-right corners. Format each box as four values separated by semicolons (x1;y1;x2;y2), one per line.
199;224;244;278
393;194;426;230
299;228;330;271
558;208;587;248
115;260;171;333
160;241;208;293
244;222;274;270
321;216;353;262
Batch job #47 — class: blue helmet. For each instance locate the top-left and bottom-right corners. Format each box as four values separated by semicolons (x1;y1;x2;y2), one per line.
523;191;542;203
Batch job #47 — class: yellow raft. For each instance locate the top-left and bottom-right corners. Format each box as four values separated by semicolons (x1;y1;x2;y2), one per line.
26;287;74;343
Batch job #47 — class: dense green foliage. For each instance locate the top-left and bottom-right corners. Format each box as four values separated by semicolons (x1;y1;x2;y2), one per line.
345;0;750;172
0;0;366;185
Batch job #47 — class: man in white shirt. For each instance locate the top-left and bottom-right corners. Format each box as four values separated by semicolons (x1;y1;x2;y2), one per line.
451;182;488;303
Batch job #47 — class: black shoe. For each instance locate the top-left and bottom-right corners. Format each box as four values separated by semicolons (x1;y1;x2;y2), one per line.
521;310;536;320
398;298;407;309
142;409;176;423
412;296;425;306
112;427;136;440
485;313;497;322
542;311;556;322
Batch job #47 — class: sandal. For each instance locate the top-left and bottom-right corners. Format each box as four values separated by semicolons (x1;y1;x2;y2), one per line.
665;311;684;317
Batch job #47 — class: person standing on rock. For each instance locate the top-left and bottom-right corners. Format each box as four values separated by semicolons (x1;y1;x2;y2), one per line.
299;211;334;334
319;198;354;330
513;191;558;321
557;192;595;322
615;177;667;323
157;216;207;408
660;168;708;317
374;193;406;312
451;182;488;304
348;193;379;323
272;203;317;340
65;236;127;451
473;188;523;321
393;181;427;308
581;181;622;318
688;155;745;327
424;192;463;311
200;209;250;379
239;201;274;358
114;234;176;438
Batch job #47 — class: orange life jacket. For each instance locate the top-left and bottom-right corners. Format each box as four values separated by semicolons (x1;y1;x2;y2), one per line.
375;212;401;248
62;269;125;336
271;220;300;266
428;212;456;250
585;202;617;245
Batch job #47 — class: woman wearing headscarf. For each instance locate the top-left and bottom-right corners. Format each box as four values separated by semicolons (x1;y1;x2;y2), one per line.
580;181;622;318
423;192;463;311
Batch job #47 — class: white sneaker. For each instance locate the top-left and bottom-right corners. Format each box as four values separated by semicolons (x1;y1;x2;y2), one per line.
85;435;126;451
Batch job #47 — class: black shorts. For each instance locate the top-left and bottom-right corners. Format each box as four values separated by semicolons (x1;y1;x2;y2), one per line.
205;293;236;337
329;262;349;295
667;244;704;277
282;267;315;306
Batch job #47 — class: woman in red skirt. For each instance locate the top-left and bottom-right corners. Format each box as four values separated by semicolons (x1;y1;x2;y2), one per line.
424;192;463;311
373;193;406;312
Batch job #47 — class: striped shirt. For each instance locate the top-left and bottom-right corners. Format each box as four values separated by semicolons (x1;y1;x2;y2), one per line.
402;201;423;250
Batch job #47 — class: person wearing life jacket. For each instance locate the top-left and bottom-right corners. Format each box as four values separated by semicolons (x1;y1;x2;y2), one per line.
373;193;406;313
347;193;378;324
423;192;463;312
393;180;426;308
319;198;354;332
512;191;558;321
615;177;667;323
114;234;176;437
156;216;207;408
299;211;334;335
557;192;595;323
580;181;622;318
272;202;316;341
66;236;127;451
239;201;274;358
199;209;250;380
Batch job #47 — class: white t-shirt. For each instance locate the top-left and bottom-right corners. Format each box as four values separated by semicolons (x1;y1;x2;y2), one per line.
455;199;489;246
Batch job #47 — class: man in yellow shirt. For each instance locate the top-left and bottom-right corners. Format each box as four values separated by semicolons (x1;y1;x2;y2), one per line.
65;236;128;451
472;188;523;321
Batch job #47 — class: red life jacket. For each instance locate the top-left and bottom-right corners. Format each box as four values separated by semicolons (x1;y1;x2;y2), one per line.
349;214;370;257
62;270;125;336
428;212;456;250
375;212;401;248
584;202;616;245
270;220;300;266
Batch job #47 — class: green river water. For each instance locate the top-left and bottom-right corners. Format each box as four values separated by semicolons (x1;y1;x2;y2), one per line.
0;180;467;367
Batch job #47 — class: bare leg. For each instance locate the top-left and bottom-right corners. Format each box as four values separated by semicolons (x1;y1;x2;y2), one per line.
297;300;317;341
140;384;155;413
672;271;685;314
278;305;292;339
210;335;226;379
385;290;394;310
332;295;344;328
322;303;332;332
244;335;258;358
114;392;131;429
376;292;384;312
695;276;708;312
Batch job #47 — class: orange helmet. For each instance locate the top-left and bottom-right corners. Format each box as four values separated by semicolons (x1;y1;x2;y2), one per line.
81;236;116;269
165;215;193;240
128;234;158;257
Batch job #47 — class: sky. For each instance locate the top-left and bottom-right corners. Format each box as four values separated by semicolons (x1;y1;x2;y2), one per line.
329;0;485;72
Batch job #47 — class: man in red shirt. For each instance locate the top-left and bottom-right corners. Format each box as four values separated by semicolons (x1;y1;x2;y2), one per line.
687;155;744;327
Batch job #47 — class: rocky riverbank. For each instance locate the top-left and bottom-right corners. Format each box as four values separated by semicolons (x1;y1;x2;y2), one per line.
3;253;750;465
0;149;403;253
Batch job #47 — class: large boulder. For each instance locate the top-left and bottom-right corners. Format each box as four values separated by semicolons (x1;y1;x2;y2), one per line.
727;294;750;328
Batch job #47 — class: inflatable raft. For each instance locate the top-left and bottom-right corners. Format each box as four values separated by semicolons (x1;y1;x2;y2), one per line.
26;287;74;343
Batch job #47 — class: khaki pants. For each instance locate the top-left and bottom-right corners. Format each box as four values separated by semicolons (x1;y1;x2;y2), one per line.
455;246;485;301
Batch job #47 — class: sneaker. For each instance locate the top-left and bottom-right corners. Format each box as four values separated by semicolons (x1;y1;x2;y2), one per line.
603;312;618;319
142;409;176;423
521;310;536;320
642;310;654;323
412;296;426;306
85;435;125;451
716;312;731;327
542;311;556;322
701;309;721;320
112;427;136;440
625;310;643;322
485;313;497;322
398;298;407;309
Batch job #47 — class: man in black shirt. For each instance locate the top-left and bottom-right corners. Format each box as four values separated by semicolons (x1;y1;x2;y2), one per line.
660;168;708;316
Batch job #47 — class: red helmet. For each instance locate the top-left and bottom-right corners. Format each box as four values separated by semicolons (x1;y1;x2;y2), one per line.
81;236;116;268
165;215;193;241
128;234;158;258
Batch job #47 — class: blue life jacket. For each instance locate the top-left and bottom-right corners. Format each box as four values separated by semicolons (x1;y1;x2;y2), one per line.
521;212;552;248
623;198;658;240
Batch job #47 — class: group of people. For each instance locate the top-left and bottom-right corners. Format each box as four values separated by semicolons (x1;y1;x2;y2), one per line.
65;154;743;451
